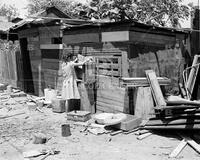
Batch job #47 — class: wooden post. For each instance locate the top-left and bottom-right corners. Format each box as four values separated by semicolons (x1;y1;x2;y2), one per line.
121;51;129;77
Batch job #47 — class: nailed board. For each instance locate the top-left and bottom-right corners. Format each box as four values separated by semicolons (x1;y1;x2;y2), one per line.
96;56;122;78
78;82;95;113
145;70;166;108
96;76;128;113
134;87;154;120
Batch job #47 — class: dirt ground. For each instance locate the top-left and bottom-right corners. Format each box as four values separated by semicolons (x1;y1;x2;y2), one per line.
0;91;200;160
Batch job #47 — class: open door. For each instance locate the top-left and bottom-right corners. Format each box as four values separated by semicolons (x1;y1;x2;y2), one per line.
19;38;34;94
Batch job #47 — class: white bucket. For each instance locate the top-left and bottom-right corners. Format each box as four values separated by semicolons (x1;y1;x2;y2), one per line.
44;88;57;103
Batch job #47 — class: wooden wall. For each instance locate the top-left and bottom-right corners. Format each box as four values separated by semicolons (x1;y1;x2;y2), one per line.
18;28;41;94
39;26;63;95
129;42;185;94
62;40;130;113
17;26;63;96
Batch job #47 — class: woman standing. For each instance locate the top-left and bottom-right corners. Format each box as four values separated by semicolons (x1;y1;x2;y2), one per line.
61;53;89;111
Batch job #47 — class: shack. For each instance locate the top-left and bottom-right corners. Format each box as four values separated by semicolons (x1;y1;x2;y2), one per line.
62;21;190;116
10;7;191;118
11;6;89;95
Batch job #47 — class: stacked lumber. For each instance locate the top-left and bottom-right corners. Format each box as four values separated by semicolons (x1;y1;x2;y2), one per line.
142;70;200;130
138;68;200;158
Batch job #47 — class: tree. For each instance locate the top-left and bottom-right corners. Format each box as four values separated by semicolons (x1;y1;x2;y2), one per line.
0;4;19;19
27;0;78;18
74;0;191;27
26;0;192;27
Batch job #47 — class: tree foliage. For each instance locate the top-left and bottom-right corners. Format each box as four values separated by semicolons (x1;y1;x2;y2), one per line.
26;0;192;27
75;0;191;27
0;4;19;19
27;0;77;17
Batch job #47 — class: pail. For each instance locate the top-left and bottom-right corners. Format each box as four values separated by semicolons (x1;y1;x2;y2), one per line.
61;124;71;137
44;88;57;103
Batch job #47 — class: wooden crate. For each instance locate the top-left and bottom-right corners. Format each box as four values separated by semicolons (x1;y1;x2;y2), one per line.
67;111;91;122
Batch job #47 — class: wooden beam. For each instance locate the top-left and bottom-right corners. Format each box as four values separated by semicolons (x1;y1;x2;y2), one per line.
137;132;152;140
143;124;200;129
169;139;187;158
101;31;129;42
129;31;175;44
121;51;129;77
145;70;166;107
179;133;200;154
145;118;200;126
40;44;63;49
63;33;100;44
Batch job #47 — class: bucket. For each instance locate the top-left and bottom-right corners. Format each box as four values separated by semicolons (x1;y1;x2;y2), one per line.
61;124;71;137
44;88;57;103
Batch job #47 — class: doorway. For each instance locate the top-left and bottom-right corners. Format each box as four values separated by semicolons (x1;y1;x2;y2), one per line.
19;38;34;94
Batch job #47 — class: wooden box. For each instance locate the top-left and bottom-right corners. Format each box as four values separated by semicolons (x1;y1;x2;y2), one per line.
67;111;91;122
112;114;142;131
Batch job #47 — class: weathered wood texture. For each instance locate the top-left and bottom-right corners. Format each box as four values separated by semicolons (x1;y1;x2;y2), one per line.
185;55;200;99
27;35;41;95
129;31;176;44
133;87;154;120
61;42;130;113
133;87;154;119
96;76;129;113
0;40;20;88
146;70;166;107
129;47;185;94
78;82;95;113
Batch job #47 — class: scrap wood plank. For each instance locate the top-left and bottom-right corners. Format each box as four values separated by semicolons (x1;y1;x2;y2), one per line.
143;124;200;129
169;139;187;158
145;70;166;108
137;132;153;140
123;128;139;135
0;111;26;119
179;83;187;99
79;82;95;113
159;105;200;110
186;55;200;99
110;130;123;136
145;118;200;126
134;87;154;120
178;133;200;154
